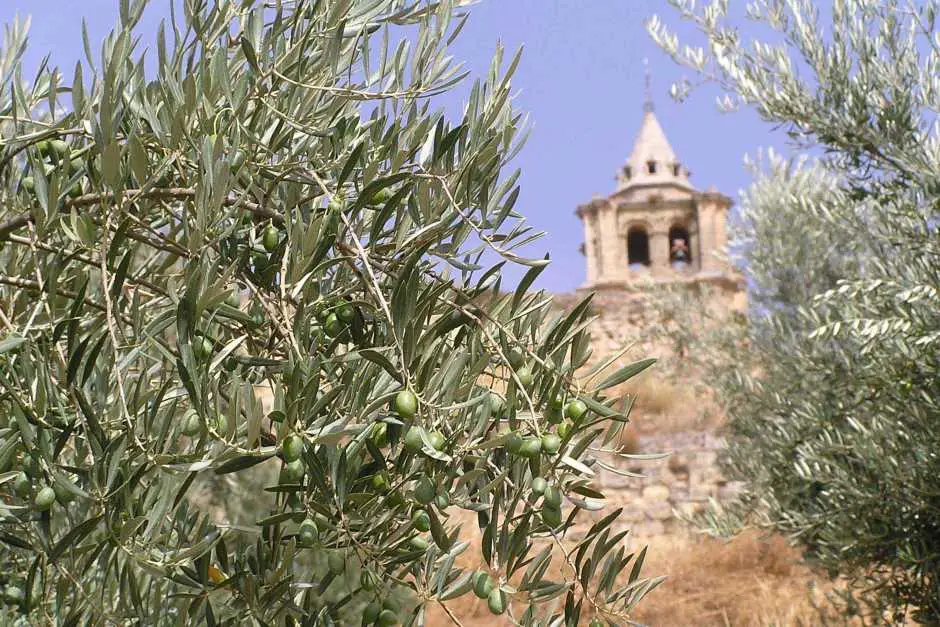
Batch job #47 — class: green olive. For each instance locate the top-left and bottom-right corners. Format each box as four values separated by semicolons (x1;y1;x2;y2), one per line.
411;509;431;532
370;422;388;448
541;434;562;455
531;477;547;496
557;421;573;440
504;431;523;455
282;459;305;484
363;601;381;625
370;188;393;205
472;571;494;599
543;485;563;509
252;252;270;274
193;335;213;360
427;430;445;451
337;303;356;323
298;518;318;547
516;366;533;387
565;399;588;422
262;225;279;252
12;471;30;498
281;434;304;463
409;536;429;552
182;410;203;436
34;486;56;511
403;425;425;452
413;477;436;505
376;609;398;626
394;390;418;420
49;139;70;159
323;312;343;337
517;437;542;459
22;177;35;194
487;588;506;615
489;393;505;417
507;347;525;369
370;473;388;492
435;492;450;509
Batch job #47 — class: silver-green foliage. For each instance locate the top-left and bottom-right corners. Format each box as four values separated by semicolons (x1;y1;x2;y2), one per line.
0;1;660;624
652;0;940;621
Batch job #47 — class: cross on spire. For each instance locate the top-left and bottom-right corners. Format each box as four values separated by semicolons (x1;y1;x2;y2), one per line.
643;58;654;112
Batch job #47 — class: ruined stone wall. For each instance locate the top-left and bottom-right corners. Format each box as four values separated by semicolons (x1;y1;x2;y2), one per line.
593;431;741;540
553;283;747;542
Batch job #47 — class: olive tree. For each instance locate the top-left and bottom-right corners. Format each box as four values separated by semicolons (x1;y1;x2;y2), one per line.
0;1;660;624
651;0;940;621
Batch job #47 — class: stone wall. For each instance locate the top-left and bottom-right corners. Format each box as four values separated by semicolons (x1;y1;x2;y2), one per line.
590;431;741;540
553;284;747;542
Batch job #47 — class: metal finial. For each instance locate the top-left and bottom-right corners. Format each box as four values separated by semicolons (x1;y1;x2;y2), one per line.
643;58;654;112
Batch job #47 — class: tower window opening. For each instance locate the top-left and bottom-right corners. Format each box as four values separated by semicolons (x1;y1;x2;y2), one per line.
623;165;632;179
673;163;682;176
627;227;651;267
669;225;692;267
647;160;657;174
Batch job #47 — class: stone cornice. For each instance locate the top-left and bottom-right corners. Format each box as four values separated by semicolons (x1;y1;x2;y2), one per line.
696;189;734;209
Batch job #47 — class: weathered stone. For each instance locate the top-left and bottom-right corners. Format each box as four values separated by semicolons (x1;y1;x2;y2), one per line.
620;505;647;523
647;500;674;521
667;453;690;475
677;501;705;518
641;484;670;502
689;484;712;502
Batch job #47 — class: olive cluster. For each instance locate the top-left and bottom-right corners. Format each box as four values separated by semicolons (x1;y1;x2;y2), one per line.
21;137;84;199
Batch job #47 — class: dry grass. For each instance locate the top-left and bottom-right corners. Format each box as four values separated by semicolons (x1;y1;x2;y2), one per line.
632;532;859;627
420;502;855;627
423;525;854;627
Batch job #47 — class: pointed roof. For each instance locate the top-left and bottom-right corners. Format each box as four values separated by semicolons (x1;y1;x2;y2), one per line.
617;62;694;192
617;109;694;192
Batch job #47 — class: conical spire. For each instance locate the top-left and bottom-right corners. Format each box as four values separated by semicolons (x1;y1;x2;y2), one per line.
617;61;693;191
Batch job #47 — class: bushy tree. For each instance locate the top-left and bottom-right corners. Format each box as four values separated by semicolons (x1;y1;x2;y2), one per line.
651;0;940;621
0;1;660;624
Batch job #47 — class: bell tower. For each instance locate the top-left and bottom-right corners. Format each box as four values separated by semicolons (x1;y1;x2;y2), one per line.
576;64;738;290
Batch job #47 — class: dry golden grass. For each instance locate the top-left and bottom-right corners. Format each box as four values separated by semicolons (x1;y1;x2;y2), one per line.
631;532;859;627
423;527;855;627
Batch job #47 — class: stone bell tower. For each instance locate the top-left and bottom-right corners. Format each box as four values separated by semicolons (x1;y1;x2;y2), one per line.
576;66;739;291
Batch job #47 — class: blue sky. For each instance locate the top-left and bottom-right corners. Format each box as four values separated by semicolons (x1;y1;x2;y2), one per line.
0;1;780;293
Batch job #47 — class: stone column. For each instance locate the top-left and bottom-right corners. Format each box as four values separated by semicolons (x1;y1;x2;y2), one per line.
583;212;598;285
714;205;728;262
650;225;670;278
598;203;621;283
698;203;717;272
